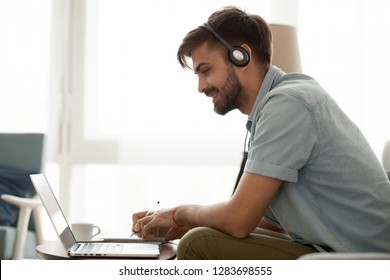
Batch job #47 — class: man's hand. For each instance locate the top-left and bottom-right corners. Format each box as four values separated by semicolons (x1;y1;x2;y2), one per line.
132;208;189;241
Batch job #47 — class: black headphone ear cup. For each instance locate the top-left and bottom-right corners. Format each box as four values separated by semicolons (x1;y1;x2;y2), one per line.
229;47;250;67
199;23;250;67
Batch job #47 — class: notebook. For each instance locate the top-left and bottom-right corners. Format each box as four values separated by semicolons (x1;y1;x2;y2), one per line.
30;173;160;258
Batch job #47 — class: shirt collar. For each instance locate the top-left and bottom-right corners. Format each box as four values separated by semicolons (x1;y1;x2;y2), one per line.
246;66;285;131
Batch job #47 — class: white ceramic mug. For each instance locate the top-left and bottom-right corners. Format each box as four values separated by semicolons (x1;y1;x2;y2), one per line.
71;222;101;241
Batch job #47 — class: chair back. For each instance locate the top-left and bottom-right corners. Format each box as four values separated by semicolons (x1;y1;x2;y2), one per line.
0;133;45;172
0;133;46;259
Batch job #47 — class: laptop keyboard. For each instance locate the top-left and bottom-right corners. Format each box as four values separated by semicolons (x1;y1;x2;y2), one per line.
76;243;123;255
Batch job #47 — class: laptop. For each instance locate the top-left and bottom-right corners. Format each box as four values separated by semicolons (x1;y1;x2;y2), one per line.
30;173;160;258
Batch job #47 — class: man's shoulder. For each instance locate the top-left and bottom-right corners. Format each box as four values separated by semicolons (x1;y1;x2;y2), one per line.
266;73;329;111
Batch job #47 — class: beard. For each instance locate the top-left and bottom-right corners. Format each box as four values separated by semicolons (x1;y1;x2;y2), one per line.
205;65;245;115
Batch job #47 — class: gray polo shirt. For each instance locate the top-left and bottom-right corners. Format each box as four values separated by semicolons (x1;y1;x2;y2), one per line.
245;66;390;252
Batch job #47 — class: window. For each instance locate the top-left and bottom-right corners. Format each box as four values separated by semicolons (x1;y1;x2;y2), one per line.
64;0;270;232
3;0;389;235
0;0;51;132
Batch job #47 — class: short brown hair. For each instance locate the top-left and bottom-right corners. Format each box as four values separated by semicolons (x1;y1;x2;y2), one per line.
177;6;272;69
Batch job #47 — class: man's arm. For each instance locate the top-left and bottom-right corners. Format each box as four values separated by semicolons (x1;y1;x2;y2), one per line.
134;172;282;240
174;172;282;238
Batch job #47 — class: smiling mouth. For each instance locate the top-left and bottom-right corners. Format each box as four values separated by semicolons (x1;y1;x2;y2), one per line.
206;92;219;104
205;89;219;99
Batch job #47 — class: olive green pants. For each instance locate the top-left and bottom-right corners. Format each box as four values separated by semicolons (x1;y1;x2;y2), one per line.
177;227;318;260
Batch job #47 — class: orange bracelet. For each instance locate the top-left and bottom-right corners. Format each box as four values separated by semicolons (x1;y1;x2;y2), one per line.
172;207;184;227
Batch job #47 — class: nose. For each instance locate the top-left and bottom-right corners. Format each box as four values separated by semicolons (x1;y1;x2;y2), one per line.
198;76;206;94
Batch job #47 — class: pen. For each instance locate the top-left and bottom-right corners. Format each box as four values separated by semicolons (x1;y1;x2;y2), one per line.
145;200;160;216
130;201;160;237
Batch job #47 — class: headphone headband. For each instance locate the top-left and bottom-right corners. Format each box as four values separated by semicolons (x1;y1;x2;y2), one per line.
199;22;250;67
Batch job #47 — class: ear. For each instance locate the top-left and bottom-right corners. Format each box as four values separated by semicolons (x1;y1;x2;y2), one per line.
237;44;252;70
241;44;251;55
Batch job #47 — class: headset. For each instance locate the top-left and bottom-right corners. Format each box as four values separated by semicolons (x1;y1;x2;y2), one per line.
200;23;250;67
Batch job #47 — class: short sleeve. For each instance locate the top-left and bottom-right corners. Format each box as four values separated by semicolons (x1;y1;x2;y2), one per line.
245;91;317;182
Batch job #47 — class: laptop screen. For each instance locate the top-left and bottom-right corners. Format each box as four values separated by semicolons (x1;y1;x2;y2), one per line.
30;174;77;250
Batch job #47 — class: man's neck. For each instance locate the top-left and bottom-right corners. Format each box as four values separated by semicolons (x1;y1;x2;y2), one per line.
239;65;269;115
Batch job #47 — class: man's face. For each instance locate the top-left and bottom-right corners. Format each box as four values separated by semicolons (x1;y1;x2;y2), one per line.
192;43;245;115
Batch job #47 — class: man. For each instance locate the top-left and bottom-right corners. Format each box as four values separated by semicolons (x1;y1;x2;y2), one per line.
132;6;390;259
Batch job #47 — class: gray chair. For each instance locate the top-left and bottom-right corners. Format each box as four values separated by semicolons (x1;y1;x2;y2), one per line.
0;133;45;259
383;140;390;179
